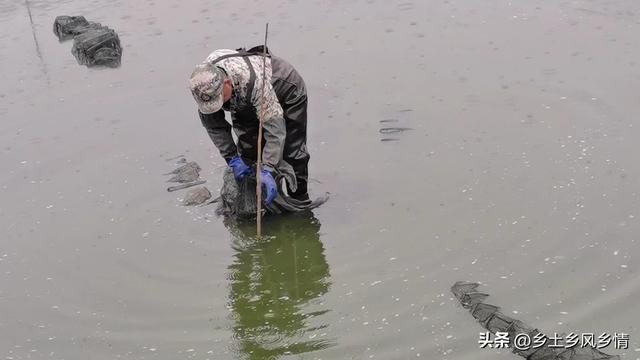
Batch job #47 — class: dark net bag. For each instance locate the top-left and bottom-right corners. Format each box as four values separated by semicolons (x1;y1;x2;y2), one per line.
71;28;122;68
53;15;122;68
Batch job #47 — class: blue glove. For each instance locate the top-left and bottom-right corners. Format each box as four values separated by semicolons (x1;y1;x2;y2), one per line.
260;169;278;205
229;155;253;181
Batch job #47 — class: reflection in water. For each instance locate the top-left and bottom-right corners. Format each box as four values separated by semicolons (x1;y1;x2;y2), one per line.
225;213;334;359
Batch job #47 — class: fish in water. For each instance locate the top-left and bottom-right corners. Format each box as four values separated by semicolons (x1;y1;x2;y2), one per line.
379;127;413;134
182;186;212;206
165;161;201;183
165;154;185;161
451;282;620;360
167;179;206;192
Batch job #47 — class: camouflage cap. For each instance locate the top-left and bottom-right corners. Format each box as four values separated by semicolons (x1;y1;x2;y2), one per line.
189;63;225;114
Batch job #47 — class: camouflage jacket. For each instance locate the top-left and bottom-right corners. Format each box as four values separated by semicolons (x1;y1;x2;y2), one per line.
204;49;285;171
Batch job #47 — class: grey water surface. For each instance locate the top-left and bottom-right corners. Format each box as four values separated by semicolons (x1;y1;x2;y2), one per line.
1;0;640;359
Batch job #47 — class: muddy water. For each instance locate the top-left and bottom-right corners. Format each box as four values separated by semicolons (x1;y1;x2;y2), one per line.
2;0;640;359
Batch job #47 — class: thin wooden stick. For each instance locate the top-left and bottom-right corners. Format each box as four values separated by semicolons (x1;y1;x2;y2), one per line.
256;23;269;238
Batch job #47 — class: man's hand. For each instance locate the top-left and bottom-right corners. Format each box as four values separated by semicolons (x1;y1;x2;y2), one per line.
229;155;253;181
260;169;278;205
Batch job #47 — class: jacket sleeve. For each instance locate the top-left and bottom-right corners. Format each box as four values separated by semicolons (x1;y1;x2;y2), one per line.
199;110;237;164
256;84;286;172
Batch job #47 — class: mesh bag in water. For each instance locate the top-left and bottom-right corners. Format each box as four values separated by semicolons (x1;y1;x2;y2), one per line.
218;168;258;219
71;28;122;68
53;16;105;41
451;282;620;360
216;168;329;219
233;175;259;219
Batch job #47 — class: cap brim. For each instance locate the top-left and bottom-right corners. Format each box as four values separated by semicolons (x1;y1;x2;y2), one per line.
196;94;224;114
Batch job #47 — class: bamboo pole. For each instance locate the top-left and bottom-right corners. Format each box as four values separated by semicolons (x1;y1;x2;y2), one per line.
256;23;269;238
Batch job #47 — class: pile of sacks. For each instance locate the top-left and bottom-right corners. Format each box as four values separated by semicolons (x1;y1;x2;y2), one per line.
53;15;122;68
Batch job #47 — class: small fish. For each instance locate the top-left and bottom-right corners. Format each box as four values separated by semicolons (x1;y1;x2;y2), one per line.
379;127;413;134
167;180;206;192
165;154;185;161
